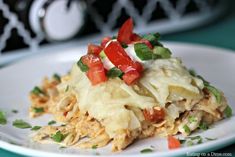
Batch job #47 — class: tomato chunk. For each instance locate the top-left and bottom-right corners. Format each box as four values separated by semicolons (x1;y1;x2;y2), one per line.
168;136;181;150
122;70;140;85
87;44;103;55
101;36;112;48
81;54;107;85
143;107;165;123
130;33;142;42
104;41;143;73
117;18;133;44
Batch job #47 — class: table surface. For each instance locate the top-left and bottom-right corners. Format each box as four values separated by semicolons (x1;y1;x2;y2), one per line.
1;6;235;157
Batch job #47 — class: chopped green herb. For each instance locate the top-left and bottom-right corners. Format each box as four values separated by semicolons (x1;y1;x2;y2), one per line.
0;110;7;125
224;105;232;118
92;145;98;149
205;137;217;141
59;146;67;149
33;107;44;113
12;109;18;113
205;84;221;103
188;69;197;77
61;124;66;127
99;51;106;59
153;46;172;59
183;124;191;134
186;140;194;146
48;120;56;125
13;119;31;129
188;115;197;123
179;139;186;144
188;136;201;140
134;43;155;60
31;126;41;131
107;67;124;78
51;131;65;142
77;58;89;72
140;148;153;153
53;73;61;82
143;33;162;46
199;122;209;130
31;86;45;96
65;85;69;92
121;43;128;48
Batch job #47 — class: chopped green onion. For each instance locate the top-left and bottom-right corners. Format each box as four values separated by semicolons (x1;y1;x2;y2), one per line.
65;85;69;92
205;137;217;141
188;69;197;77
92;145;98;149
140;148;153;153
143;33;162;46
224;105;232;118
0;110;7;125
13;119;31;129
134;43;155;60
33;107;44;113
31;86;45;96
121;43;128;48
12;109;18;113
77;57;89;72
205;84;221;103
107;67;123;78
188;115;197;123
179;139;186;144
153;46;172;59
53;73;61;82
31;126;41;131
51;131;65;143
48;120;56;125
59;146;67;149
199;122;209;130
186;140;194;146
99;51;106;59
183;124;190;134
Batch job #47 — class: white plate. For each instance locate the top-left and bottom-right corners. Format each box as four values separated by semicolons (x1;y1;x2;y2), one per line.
0;42;234;157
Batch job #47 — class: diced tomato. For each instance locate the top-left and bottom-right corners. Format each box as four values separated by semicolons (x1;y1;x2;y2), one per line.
117;18;133;44
168;136;181;150
130;33;142;42
122;70;140;85
81;54;107;85
101;36;112;48
87;44;103;55
143;107;165;123
87;66;107;85
104;41;143;73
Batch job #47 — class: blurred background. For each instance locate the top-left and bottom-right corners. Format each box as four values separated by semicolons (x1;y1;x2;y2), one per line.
0;0;234;64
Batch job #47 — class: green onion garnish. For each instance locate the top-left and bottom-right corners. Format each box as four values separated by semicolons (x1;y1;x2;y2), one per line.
77;58;89;72
143;33;162;46
107;67;123;78
51;131;65;142
140;148;153;153
48;120;56;125
92;145;98;149
188;115;197;123
31;86;45;96
0;110;7;125
31;126;41;131
12;119;31;129
134;43;155;60
224;105;232;118
199;122;209;130
153;46;172;59
12;109;18;113
53;73;61;82
205;84;221;103
33;107;44;113
183;124;191;134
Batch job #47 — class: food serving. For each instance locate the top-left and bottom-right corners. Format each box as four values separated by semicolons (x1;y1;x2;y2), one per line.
29;18;232;151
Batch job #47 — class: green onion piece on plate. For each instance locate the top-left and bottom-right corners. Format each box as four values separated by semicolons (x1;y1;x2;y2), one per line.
224;105;232;118
153;46;172;59
205;84;221;103
13;119;31;129
107;67;123;78
77;58;89;72
134;43;154;60
0;110;7;125
51;131;65;142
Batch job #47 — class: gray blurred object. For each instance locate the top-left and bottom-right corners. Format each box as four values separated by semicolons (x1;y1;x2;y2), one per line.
0;0;229;65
